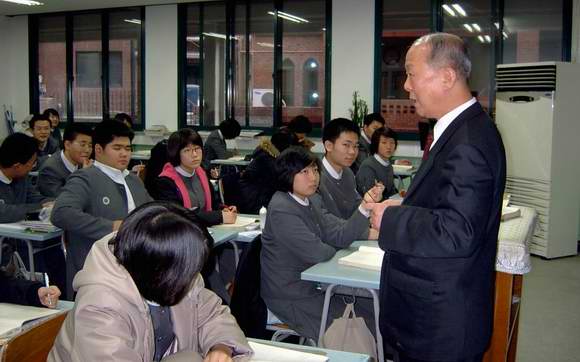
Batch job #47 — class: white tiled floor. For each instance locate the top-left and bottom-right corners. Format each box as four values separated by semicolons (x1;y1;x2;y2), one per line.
516;254;580;362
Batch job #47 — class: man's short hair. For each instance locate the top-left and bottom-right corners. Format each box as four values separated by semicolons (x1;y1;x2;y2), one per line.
363;113;385;127
288;115;313;134
370;127;398;155
0;133;38;168
62;123;93;149
42;108;60;120
271;128;299;154
322;118;360;144
29;114;51;129
113;113;133;127
414;32;471;80
218;118;242;139
275;146;320;193
111;201;211;306
93;120;134;149
167;128;203;167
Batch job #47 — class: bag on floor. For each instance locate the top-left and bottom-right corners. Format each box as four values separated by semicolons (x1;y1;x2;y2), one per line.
321;302;377;360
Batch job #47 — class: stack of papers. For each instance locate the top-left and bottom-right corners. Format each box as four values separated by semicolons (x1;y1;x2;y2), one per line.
393;164;413;172
0;303;61;337
338;246;384;271
20;221;60;233
217;216;258;228
249;341;328;362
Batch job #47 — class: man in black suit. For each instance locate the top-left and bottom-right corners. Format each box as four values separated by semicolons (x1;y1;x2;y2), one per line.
368;33;506;362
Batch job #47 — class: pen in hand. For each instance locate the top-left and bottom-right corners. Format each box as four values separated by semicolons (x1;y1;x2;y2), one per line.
44;273;52;307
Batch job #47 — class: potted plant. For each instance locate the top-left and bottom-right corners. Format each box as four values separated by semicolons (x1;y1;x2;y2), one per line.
349;91;368;128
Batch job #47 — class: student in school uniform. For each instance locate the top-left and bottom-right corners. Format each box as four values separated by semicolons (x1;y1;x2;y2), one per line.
43;108;63;147
356;127;398;200
29;114;59;166
352;113;385;174
49;202;252;362
151;128;237;226
261;147;378;341
38;123;93;197
287;114;315;151
237;128;298;214
317;118;384;220
0;133;53;223
114;112;134;129
202;118;242;170
0;270;61;308
51;120;151;298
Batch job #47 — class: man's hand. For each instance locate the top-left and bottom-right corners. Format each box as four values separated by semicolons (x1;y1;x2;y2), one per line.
204;344;233;362
364;183;385;203
222;209;237;224
368;199;402;230
368;228;379;240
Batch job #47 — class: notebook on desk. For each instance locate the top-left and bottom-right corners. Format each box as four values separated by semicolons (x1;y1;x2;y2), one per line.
338;246;384;271
248;340;328;362
0;303;61;338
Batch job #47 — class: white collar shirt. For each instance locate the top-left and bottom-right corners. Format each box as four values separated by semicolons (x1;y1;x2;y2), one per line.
0;169;11;184
373;153;390;167
322;157;342;180
60;151;79;174
289;192;310;206
430;97;477;150
93;160;136;213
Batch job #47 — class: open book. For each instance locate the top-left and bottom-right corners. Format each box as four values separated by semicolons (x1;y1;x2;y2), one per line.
338;246;384;271
0;303;61;337
249;340;328;362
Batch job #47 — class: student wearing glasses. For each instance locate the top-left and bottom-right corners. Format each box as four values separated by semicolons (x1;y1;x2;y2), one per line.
38;123;93;197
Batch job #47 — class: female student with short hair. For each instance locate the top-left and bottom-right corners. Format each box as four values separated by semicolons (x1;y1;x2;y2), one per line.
49;202;252;362
151;128;236;226
355;127;399;200
260;147;378;340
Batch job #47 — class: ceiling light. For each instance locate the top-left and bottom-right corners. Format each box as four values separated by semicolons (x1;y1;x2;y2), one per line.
463;24;473;32
477;35;485;43
494;22;500;30
471;23;481;32
123;19;141;25
267;11;308;24
503;31;508;39
0;0;43;5
442;4;456;17
452;4;467;17
257;42;274;48
484;35;491;43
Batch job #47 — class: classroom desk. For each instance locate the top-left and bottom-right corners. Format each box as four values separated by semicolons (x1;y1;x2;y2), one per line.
210;157;251;167
302;206;537;362
301;240;384;362
248;338;370;362
392;166;417;190
211;214;260;267
208;227;239;248
131;150;151;161
0;224;63;275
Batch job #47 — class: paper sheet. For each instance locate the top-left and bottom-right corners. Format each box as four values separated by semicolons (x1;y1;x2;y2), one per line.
217;216;258;228
249;341;328;362
0;303;61;337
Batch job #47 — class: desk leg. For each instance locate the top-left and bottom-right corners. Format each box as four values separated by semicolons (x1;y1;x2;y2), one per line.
227;240;240;270
25;240;35;275
318;284;337;347
369;289;384;362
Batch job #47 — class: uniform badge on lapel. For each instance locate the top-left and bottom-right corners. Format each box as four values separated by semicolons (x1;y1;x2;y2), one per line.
102;196;111;205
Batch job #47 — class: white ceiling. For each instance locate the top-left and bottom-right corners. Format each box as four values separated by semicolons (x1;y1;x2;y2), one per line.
0;0;207;16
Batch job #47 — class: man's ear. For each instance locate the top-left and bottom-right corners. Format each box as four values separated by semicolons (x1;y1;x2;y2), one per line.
94;144;103;156
323;140;334;153
440;66;458;90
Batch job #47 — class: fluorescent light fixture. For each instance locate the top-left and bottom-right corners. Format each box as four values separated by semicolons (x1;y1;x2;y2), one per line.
442;4;456;17
202;32;238;41
267;11;308;23
186;36;200;42
494;22;500;29
484;35;491;43
452;4;467;17
0;0;43;5
257;42;274;48
123;19;141;25
471;23;481;32
503;31;508;39
463;24;473;32
477;35;485;43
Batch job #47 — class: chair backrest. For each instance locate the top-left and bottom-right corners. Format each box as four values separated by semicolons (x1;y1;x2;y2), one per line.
144;139;168;196
2;312;67;362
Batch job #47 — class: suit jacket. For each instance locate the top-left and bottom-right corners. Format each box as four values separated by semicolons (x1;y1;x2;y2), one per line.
377;102;506;360
38;152;73;197
51;166;152;297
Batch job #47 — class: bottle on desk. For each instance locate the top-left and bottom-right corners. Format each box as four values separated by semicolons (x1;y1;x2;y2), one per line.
259;207;267;230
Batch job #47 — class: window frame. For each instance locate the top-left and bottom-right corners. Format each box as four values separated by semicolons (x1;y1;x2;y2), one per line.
178;0;331;134
29;7;146;131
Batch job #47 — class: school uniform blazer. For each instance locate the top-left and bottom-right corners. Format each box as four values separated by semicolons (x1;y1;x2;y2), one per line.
38;153;73;197
51;166;152;295
202;130;232;169
0;176;51;223
377;102;506;360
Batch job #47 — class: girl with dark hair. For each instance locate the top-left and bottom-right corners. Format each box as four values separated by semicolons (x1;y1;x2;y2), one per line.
49;201;252;362
260;147;378;341
151;128;237;226
355;127;399;200
43;108;63;147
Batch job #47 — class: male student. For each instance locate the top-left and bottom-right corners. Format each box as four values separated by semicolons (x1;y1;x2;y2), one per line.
0;133;53;223
317;118;383;220
202;118;242;170
51;120;151;298
38;123;93;197
352;113;385;174
30;114;59;164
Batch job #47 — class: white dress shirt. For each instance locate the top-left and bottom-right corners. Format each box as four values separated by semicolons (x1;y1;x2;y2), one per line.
322;157;342;180
374;153;390;167
430;97;477;150
289;192;310;206
60;151;79;174
93;161;136;213
0;169;11;184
